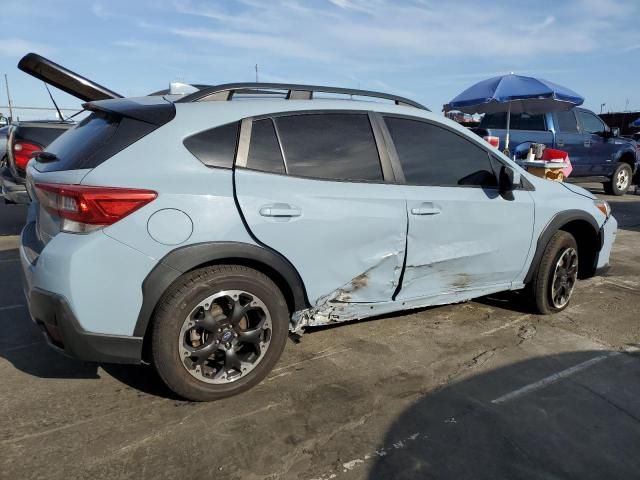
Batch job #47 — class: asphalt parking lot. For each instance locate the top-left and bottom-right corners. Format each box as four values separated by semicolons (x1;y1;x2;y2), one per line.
1;185;639;480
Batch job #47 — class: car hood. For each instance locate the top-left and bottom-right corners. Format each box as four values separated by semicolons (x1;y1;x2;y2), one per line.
18;53;122;102
561;182;596;199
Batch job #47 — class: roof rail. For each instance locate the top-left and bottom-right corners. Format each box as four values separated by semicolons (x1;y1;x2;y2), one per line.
175;82;429;110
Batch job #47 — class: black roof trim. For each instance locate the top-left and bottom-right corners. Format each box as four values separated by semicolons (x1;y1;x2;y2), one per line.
176;82;429;110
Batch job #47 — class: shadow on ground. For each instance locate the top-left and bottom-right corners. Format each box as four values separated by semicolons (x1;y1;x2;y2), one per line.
0;204;28;236
368;349;640;480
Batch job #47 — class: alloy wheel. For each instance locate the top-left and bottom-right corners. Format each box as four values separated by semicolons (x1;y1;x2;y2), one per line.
616;168;630;191
551;247;578;308
178;290;272;384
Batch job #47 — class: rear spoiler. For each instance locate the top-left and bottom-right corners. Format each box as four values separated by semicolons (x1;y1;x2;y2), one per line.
18;53;122;102
83;99;176;126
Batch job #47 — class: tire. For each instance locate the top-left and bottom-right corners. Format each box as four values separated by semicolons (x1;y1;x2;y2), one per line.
151;265;289;401
530;231;579;314
603;163;632;196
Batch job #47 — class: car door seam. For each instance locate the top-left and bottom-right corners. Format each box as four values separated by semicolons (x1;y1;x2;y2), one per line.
391;205;410;301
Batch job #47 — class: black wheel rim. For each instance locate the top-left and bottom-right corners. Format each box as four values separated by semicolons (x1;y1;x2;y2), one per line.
551;247;578;308
178;290;272;384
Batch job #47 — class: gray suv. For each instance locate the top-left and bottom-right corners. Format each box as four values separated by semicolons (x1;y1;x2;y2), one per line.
19;56;617;401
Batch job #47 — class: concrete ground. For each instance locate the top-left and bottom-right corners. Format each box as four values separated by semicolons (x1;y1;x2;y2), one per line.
1;186;639;480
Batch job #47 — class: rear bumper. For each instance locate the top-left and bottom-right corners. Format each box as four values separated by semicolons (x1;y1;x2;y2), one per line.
27;288;143;364
19;223;152;364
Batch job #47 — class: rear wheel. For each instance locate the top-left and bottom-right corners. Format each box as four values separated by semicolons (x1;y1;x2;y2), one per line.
531;231;579;314
603;163;632;196
151;265;289;401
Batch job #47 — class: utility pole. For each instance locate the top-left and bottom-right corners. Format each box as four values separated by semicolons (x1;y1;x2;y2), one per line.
5;74;14;122
600;103;606;114
255;64;259;83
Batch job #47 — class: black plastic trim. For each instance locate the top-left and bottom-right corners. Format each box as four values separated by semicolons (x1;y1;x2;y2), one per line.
29;288;143;364
176;82;429;110
133;242;310;337
523;210;601;284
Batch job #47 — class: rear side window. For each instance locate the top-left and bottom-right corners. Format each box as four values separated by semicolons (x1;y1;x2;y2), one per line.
41;111;160;171
555;110;579;133
184;121;239;168
275;113;383;182
480;112;546;131
385;117;497;187
246;119;285;174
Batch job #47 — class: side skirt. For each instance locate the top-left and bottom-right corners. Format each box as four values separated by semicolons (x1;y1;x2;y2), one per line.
291;282;513;332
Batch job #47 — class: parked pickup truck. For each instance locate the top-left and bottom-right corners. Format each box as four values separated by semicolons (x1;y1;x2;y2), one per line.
471;107;639;195
2;120;74;203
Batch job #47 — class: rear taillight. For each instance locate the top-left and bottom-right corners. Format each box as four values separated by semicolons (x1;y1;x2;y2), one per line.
34;183;157;233
483;136;500;149
13;141;42;170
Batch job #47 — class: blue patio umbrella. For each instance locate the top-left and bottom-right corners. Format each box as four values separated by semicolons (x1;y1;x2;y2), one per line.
444;74;584;154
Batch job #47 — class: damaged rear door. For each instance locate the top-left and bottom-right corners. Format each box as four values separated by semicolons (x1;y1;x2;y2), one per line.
234;112;407;308
383;116;534;300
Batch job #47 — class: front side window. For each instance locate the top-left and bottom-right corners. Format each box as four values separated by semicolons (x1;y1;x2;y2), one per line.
275;113;383;182
555;110;580;133
385;117;497;187
578;111;606;134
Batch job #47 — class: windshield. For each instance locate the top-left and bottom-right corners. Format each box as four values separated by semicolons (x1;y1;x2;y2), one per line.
480;112;547;131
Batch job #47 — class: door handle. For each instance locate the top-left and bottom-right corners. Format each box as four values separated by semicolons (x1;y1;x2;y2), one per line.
259;203;302;217
557;140;565;147
411;203;441;216
584;139;592;147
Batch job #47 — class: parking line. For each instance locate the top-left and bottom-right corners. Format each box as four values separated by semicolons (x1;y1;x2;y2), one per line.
481;314;530;336
0;341;44;353
0;304;25;311
0;258;19;263
491;352;620;405
272;348;350;373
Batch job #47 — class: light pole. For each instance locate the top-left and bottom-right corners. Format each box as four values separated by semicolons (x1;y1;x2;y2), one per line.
600;103;606;114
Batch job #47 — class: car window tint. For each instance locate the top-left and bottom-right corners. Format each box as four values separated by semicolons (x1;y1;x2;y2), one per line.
555;110;580;133
480;112;546;131
247;119;285;174
385;117;497;187
579;111;605;134
183;121;239;168
275;113;383;181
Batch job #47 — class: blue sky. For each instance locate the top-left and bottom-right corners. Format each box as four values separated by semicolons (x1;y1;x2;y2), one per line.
1;0;639;120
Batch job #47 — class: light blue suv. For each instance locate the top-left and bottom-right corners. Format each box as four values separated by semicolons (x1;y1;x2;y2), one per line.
20;79;616;401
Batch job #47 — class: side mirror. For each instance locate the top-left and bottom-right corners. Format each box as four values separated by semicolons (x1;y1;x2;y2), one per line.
499;165;520;199
611;127;620;138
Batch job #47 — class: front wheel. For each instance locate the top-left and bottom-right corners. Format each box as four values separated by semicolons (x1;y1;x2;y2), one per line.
530;231;579;314
603;163;632;196
151;265;289;401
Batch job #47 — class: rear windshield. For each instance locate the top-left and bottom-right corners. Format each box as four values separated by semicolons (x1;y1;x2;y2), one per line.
480;112;546;131
37;111;157;171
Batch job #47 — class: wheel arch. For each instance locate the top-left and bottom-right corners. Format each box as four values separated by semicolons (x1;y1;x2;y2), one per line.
617;151;637;175
134;242;310;342
524;210;602;285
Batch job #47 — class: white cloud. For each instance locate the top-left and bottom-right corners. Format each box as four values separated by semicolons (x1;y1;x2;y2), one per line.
163;0;638;64
0;38;52;58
